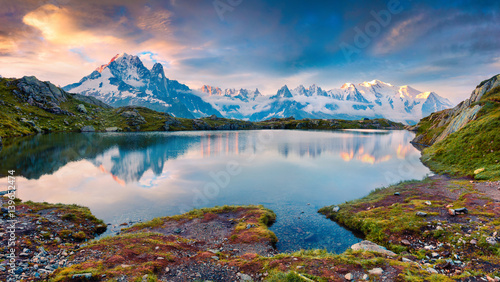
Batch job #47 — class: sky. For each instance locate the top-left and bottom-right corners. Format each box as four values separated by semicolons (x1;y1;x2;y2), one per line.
0;0;499;103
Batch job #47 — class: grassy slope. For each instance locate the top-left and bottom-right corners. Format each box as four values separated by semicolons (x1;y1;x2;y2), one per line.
319;178;500;280
421;86;500;180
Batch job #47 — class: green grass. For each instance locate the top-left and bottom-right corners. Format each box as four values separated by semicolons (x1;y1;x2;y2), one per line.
412;75;500;180
421;98;500;180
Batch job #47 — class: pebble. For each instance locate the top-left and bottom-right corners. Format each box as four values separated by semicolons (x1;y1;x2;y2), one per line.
416;212;427;217
345;273;353;280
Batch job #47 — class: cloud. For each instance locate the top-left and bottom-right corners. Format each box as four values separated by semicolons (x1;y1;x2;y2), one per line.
137;6;172;33
0;36;17;55
23;4;123;46
372;13;427;55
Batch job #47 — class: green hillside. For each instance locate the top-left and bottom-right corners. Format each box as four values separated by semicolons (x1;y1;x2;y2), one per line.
412;74;500;180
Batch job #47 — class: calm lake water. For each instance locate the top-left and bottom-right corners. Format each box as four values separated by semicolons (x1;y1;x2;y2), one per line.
0;130;430;253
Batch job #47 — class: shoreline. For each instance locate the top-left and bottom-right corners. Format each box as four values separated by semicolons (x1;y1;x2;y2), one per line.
4;175;500;281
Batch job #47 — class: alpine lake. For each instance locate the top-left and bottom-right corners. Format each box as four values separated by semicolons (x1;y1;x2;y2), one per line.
0;129;431;253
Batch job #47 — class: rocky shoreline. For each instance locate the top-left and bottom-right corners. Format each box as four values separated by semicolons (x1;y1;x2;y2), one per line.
320;176;500;281
4;176;500;281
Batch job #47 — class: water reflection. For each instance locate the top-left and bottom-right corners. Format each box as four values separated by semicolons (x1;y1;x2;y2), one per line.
1;130;430;253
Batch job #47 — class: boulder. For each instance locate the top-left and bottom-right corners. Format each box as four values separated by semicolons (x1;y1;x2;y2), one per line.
77;104;87;114
193;119;211;130
105;127;120;132
120;111;140;118
80;126;95;132
350;240;396;257
121;111;146;126
20;118;36;127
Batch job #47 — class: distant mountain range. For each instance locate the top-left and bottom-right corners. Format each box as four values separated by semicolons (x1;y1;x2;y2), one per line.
64;54;453;124
198;81;453;124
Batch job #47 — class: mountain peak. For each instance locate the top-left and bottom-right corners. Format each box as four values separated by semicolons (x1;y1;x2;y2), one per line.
96;53;122;73
341;83;354;89
360;80;393;87
271;85;293;99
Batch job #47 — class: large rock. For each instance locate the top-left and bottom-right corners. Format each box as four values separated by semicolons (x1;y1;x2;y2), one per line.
350;240;396;257
11;76;74;116
121;111;146;126
77;104;87;114
80;126;95;132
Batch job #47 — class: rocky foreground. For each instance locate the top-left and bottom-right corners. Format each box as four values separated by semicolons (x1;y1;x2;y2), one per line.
320;176;500;281
2;176;500;281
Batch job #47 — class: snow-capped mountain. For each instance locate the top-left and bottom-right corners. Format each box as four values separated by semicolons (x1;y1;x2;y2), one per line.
64;53;221;118
198;80;453;124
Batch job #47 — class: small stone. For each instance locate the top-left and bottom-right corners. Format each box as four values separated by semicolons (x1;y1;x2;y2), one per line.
368;268;383;275
431;252;439;258
362;274;369;280
351;241;396;256
345;273;353;280
470;239;477;245
165;267;170;273
427;268;438;274
211;256;219;260
425;201;431;206
332;206;340;212
401;239;411;246
416;211;427;217
436;226;443;231
486;237;497;245
239;273;253;281
402;257;412;262
394;192;400;196
448;209;456;216
157;257;164;260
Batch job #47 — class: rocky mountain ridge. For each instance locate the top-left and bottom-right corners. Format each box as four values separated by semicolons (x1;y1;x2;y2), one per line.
63;53;222;119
